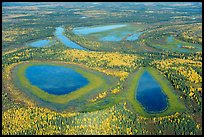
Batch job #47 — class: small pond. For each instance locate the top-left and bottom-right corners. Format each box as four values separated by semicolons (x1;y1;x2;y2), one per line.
55;27;87;50
25;65;89;95
136;71;168;113
28;39;52;47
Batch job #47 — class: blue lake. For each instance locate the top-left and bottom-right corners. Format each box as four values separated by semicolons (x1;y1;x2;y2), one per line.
25;65;89;95
28;39;51;47
136;71;168;113
73;24;127;35
55;27;87;50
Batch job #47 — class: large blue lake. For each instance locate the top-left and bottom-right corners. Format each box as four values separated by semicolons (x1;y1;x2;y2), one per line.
55;27;87;50
25;65;89;95
136;71;168;113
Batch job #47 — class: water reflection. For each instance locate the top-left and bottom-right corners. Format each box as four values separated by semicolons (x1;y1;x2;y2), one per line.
136;71;168;113
26;65;89;95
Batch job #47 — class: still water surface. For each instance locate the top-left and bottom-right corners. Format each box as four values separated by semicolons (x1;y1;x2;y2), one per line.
28;39;51;47
136;71;168;113
26;65;89;95
73;24;127;35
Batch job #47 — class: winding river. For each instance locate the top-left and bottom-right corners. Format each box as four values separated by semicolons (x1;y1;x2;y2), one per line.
55;27;87;50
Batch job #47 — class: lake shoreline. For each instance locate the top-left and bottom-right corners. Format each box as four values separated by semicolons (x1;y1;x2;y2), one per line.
126;67;186;117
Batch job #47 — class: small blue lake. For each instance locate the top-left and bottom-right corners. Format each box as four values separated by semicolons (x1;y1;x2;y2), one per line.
55;27;87;50
25;65;89;95
136;71;168;113
28;39;51;47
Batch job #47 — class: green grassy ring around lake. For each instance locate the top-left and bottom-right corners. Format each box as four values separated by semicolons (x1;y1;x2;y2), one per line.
15;62;109;104
126;67;186;117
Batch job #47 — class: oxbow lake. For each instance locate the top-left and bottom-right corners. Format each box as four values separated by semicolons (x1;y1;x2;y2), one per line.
136;71;168;113
25;65;89;95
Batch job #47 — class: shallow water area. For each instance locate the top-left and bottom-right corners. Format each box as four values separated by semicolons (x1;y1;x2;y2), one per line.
177;44;181;48
28;39;51;47
25;65;89;95
126;32;144;41
136;71;168;113
73;24;127;35
73;24;144;42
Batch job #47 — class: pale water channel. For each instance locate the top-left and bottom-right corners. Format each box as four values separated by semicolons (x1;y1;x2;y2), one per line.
55;27;87;50
28;39;52;47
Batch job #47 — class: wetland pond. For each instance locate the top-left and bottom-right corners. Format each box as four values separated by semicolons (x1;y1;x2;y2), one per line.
25;65;89;95
73;24;144;42
73;24;127;35
167;36;182;49
136;71;168;113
